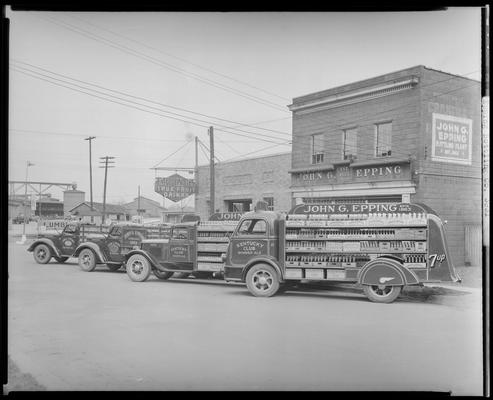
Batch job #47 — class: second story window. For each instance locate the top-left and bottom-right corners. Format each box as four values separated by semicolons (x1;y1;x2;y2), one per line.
375;122;392;157
342;128;358;160
311;133;324;164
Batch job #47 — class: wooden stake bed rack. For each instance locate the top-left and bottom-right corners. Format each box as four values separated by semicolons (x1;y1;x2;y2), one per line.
196;221;237;272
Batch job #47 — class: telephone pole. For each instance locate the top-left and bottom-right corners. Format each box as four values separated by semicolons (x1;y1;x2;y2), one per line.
84;136;96;221
208;126;215;217
138;185;141;220
99;156;115;224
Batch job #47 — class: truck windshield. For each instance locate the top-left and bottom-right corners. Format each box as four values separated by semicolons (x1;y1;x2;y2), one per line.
109;226;122;237
172;228;188;240
237;219;267;235
63;224;77;234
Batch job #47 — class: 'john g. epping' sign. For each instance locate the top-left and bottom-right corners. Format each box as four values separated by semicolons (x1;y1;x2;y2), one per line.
432;113;472;165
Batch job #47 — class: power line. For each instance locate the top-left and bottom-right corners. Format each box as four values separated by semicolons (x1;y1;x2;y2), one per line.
11;64;291;146
38;15;289;113
12;59;291;137
65;13;291;102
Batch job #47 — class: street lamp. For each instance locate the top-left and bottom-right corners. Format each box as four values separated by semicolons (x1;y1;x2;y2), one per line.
20;161;35;243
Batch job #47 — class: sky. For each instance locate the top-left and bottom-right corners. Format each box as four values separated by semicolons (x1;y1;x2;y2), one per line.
6;8;483;209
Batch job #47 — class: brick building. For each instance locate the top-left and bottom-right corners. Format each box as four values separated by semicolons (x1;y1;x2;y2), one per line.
195;152;292;218
288;65;481;266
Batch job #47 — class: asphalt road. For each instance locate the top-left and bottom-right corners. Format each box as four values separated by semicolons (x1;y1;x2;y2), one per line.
7;240;484;394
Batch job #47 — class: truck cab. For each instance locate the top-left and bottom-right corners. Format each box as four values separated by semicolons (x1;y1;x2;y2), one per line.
223;202;460;303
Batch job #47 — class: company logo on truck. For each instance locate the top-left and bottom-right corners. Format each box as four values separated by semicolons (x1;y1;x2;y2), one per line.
235;240;265;256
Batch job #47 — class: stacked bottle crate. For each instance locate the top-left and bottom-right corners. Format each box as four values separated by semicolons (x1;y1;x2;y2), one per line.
284;211;428;280
196;221;237;272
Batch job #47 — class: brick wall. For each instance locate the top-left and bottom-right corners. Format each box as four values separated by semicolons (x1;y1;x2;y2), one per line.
195;153;292;220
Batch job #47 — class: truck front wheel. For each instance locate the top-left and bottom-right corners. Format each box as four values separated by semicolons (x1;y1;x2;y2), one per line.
126;254;151;282
245;263;280;297
33;244;52;264
363;284;402;303
78;249;97;272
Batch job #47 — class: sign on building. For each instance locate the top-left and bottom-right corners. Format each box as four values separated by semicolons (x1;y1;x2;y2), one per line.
431;113;472;165
155;173;195;202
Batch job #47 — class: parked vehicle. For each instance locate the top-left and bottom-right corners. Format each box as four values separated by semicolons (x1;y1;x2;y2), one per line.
73;223;171;272
27;222;109;264
124;215;238;282
223;202;460;303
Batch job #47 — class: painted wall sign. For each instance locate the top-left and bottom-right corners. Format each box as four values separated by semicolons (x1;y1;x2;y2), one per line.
155;173;195;202
291;162;410;187
431;113;472;165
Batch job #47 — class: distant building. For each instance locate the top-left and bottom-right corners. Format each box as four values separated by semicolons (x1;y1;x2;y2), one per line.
35;197;64;218
68;202;129;224
123;196;166;218
63;189;86;216
162;204;195;224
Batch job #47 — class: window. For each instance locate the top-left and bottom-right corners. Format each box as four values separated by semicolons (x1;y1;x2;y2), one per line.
237;219;267;235
262;197;274;211
63;224;77;234
342;128;358;160
109;226;122;237
172;228;188;240
375;122;392;157
311;133;325;164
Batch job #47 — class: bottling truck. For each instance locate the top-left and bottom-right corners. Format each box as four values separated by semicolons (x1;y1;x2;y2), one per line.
72;222;171;272
223;202;460;303
28;222;109;264
124;213;241;282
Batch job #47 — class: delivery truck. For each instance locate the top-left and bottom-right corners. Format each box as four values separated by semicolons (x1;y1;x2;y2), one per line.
223;202;460;303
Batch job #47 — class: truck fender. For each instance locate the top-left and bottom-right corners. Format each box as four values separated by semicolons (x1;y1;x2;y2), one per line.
124;249;160;270
241;256;284;282
357;257;419;286
73;242;107;264
27;238;61;259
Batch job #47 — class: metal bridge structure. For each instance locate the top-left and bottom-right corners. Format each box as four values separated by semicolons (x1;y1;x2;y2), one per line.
9;180;77;199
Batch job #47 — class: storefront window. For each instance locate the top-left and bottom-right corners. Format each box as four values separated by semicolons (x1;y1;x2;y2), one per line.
311;133;325;164
375;122;392;157
343;128;358;160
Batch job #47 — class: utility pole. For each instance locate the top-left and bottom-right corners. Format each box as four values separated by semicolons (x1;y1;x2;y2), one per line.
208;126;215;217
195;136;199;195
138;185;141;221
84;136;96;222
99;156;115;224
20;161;34;244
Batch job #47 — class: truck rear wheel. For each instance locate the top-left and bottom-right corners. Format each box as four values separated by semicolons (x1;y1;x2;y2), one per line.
153;269;173;280
363;284;402;303
33;244;52;264
245;263;280;297
78;249;97;272
126;254;151;282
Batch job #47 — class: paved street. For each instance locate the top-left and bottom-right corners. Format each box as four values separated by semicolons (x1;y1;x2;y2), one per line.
7;239;484;394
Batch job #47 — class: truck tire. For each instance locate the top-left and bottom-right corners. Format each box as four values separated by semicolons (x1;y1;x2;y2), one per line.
153;269;174;280
107;264;122;272
33;244;52;264
78;249;97;272
126;254;151;282
173;272;190;279
55;256;69;263
245;263;280;297
363;284;402;303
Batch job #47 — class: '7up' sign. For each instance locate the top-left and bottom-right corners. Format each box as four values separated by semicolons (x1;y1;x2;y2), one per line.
428;254;446;268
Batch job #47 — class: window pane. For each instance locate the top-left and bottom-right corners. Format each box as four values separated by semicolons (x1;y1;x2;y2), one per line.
311;134;324;164
376;122;392;157
343;128;357;159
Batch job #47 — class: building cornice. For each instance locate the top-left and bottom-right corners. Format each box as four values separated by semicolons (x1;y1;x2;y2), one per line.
288;76;419;114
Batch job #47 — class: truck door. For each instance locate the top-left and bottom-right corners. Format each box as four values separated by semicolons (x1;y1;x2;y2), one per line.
168;226;194;266
104;225;125;263
58;223;79;256
230;218;269;266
